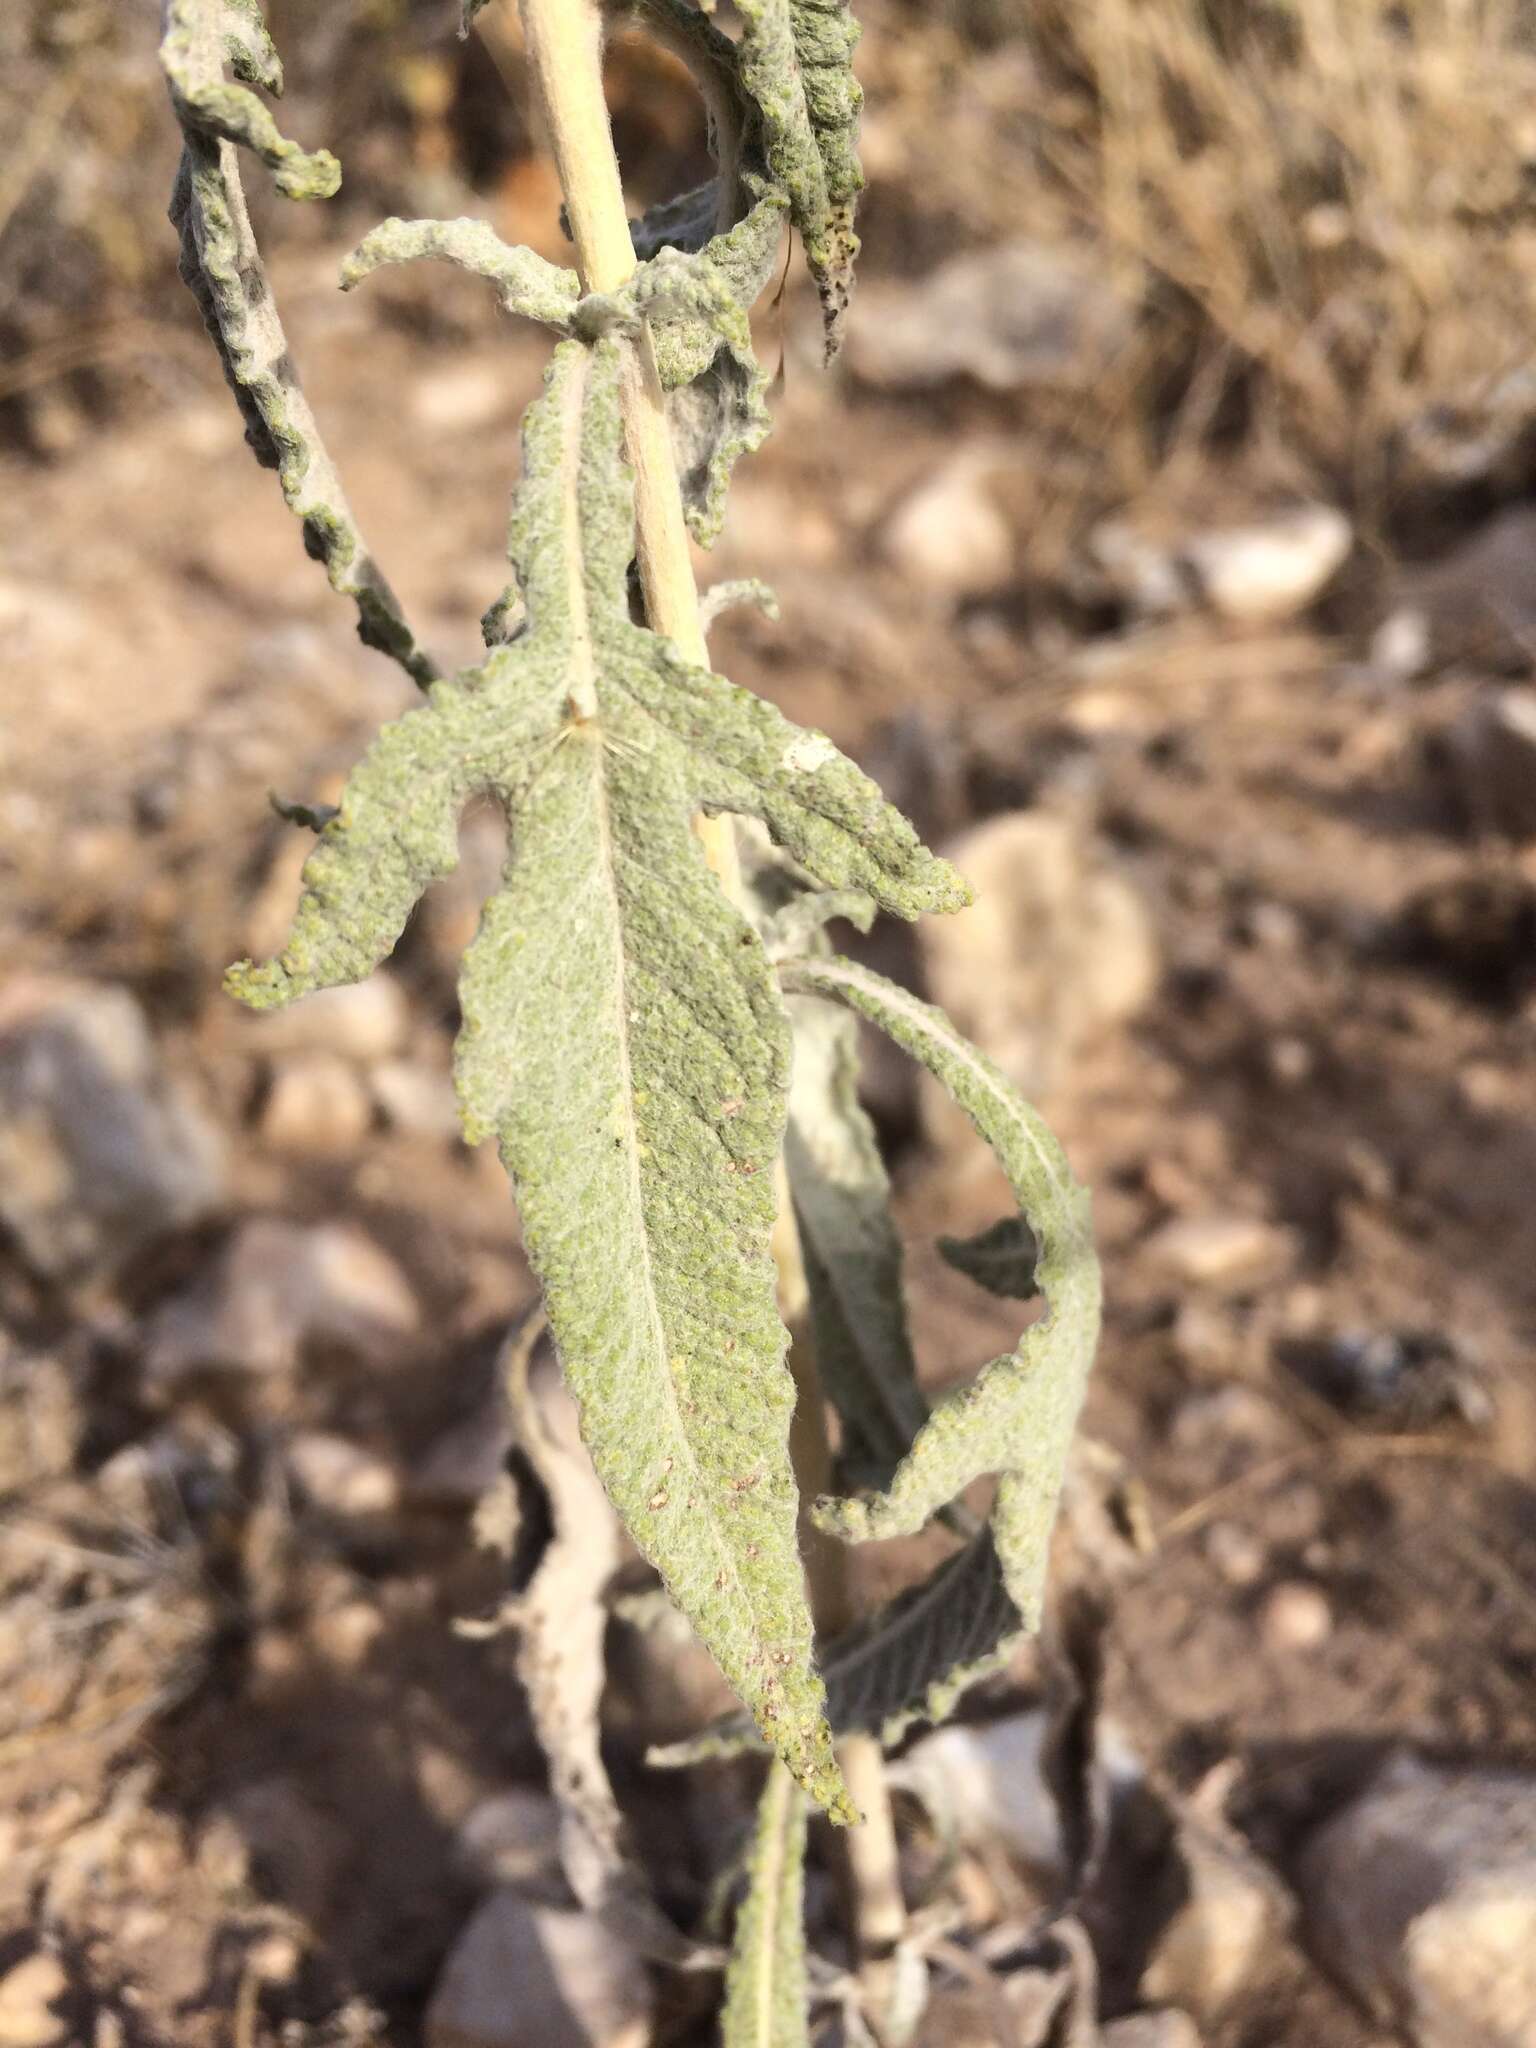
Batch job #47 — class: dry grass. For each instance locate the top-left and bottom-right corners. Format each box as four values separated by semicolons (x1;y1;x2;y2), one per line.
1015;0;1536;521
8;0;1536;536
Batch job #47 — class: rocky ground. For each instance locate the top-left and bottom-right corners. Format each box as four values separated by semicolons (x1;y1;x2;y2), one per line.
4;4;1536;2046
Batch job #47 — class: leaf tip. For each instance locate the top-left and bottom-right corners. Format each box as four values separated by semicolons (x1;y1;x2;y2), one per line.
275;150;341;203
223;957;283;1011
825;1786;863;1829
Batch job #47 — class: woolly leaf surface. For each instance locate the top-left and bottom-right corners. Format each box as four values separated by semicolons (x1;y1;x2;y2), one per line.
722;1767;811;2048
735;0;864;351
161;0;435;687
782;957;1101;1633
784;988;929;1495
341;215;580;327
938;1215;1041;1300
226;342;959;1817
654;1528;1021;1766
348;205;783;547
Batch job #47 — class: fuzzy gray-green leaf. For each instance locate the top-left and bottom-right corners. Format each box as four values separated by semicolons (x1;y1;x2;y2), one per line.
784;989;929;1494
161;0;339;199
722;1766;811;2048
580;223;785;547
162;0;436;688
340;203;777;546
341;216;581;329
735;0;864;352
782;957;1101;1634
938;1215;1041;1300
639;215;786;545
653;1528;1020;1767
627;658;971;922
227;341;961;1819
701;578;780;632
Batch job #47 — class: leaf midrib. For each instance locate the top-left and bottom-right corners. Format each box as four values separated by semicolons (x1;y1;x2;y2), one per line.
753;1766;793;2047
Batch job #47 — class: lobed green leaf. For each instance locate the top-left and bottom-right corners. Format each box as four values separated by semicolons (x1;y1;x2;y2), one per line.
227;340;960;1819
627;657;971;922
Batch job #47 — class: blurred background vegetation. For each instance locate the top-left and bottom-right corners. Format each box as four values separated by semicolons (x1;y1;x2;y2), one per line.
9;0;1536;532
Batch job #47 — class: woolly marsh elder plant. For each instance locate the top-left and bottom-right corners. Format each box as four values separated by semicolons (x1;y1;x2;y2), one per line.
162;0;1102;2032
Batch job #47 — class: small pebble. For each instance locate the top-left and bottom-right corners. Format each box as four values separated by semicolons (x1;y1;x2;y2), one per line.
878;460;1013;598
1260;1581;1332;1652
260;1053;374;1154
285;1430;400;1517
1145;1214;1298;1292
1243;900;1304;952
245;1930;303;1986
242;976;411;1063
0;1951;68;2048
1205;1520;1267;1589
371;1058;463;1140
1168;1384;1285;1461
1266;1036;1314;1086
1184;505;1352;626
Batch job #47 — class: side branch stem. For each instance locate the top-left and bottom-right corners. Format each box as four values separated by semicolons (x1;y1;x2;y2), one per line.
513;0;737;889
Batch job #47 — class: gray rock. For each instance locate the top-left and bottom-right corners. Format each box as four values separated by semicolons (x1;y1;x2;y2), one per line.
239;975;411;1064
1300;1754;1536;2048
1102;2014;1203;2048
1439;688;1536;842
1142;1823;1294;2020
411;1377;515;1507
0;979;225;1286
888;1712;1064;1877
426;1893;653;2048
143;1218;418;1382
848;240;1134;394
371;1058;464;1140
259;1052;374;1154
284;1430;400;1517
919;811;1158;1131
1143;1215;1298;1293
455;1789;565;1895
0;1951;68;2048
1405;507;1536;671
878;458;1013;598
